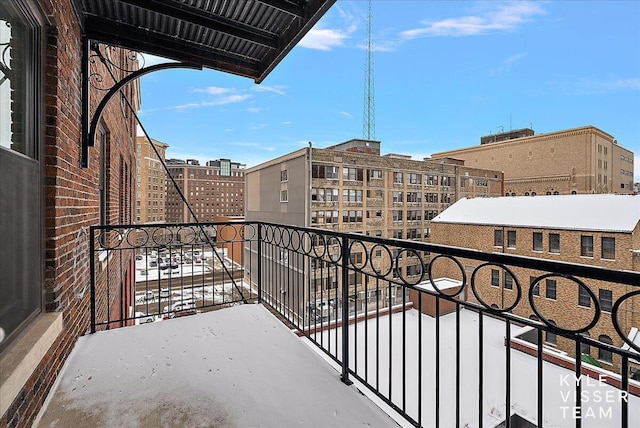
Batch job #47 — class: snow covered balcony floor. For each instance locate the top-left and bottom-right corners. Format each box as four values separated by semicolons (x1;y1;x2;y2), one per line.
35;304;397;428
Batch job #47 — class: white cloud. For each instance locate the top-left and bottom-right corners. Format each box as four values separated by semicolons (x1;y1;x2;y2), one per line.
401;1;545;39
299;28;350;51
281;121;292;125
549;76;640;94
193;86;232;95
340;111;353;119
252;85;286;96
489;52;527;76
247;107;262;113
249;123;269;131
201;94;252;106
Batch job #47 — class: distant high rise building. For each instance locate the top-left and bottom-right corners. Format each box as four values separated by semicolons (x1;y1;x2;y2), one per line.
432;125;634;196
166;158;245;222
245;138;504;314
135;136;168;224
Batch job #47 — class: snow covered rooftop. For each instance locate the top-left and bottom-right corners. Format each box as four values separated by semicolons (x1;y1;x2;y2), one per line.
432;194;640;233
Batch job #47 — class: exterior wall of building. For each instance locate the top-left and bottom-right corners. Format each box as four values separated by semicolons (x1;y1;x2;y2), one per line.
245;149;309;226
166;160;245;223
0;1;139;425
430;220;640;374
432;126;634;196
245;143;504;321
136;137;168;223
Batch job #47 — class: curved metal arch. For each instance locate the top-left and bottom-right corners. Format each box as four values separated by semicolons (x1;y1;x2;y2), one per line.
81;59;202;167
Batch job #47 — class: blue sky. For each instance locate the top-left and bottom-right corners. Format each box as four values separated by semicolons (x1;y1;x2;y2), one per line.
138;1;640;179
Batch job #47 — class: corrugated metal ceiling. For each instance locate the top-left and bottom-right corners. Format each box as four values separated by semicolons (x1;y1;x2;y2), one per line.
77;0;336;82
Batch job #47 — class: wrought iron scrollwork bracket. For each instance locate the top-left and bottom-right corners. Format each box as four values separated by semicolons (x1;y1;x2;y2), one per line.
80;38;202;168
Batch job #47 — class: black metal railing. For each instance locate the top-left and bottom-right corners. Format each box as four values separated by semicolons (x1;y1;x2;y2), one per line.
91;221;640;428
89;222;259;331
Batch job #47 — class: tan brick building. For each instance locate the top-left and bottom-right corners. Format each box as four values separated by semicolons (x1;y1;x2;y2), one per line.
432;126;635;196
430;194;640;375
245;139;504;315
166;158;245;223
135;136;168;223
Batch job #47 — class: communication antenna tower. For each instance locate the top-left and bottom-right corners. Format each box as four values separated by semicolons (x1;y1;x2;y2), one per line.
362;0;375;140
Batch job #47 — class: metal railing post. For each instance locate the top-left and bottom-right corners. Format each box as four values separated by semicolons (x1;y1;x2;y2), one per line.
89;226;96;333
341;235;352;385
257;223;262;303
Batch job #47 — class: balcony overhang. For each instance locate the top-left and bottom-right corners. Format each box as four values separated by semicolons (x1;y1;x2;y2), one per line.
73;0;336;83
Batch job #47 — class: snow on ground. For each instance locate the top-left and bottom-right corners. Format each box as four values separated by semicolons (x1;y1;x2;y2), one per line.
36;304;398;428
306;308;640;428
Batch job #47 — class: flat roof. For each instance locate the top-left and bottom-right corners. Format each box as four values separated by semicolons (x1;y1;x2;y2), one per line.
432;194;640;233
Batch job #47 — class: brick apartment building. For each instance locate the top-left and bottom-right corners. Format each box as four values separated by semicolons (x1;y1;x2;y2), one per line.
0;0;334;425
245;139;504;316
135;136;168;224
432;125;635;196
0;2;139;424
430;194;640;375
165;158;245;223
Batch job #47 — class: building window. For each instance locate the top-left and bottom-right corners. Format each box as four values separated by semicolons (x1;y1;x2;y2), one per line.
491;269;500;287
407;173;421;184
578;285;591;307
507;231;516;248
343;189;362;202
406;192;421;203
312;164;338;179
342;210;363;223
532;232;542;251
580;235;593;257
549;233;560;253
598;335;613;364
280;169;288;182
504;272;514;290
393;172;403;184
546;320;557;345
530;276;539;296
494;229;503;247
369;169;382;180
599;289;612;312
343;167;363;181
546;279;556;300
392;210;403;222
392;191;403;203
601;237;615;259
580;333;591;356
280;190;288;202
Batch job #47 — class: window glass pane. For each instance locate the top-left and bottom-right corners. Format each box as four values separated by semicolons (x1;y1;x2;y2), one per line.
549;233;560;253
581;235;593;257
494;229;503;247
578;285;591;307
533;232;542;251
546;279;556;299
0;3;31;156
599;289;612;312
601;237;615;259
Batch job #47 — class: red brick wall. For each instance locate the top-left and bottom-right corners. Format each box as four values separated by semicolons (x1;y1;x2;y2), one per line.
1;0;138;425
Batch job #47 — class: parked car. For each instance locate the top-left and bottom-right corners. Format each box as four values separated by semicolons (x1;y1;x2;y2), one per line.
162;300;196;314
143;290;155;301
160;288;170;298
135;312;156;324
